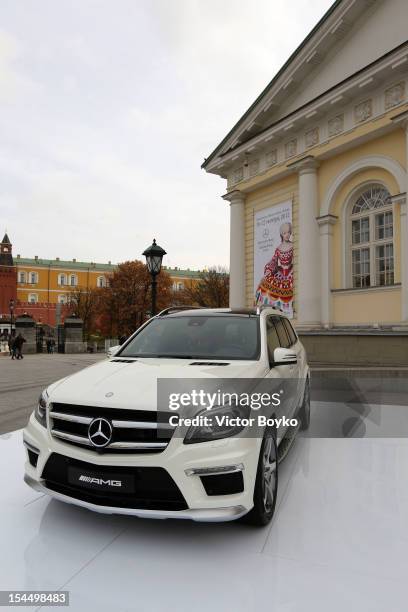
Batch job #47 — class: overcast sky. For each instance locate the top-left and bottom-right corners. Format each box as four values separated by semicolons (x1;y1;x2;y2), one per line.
1;0;332;270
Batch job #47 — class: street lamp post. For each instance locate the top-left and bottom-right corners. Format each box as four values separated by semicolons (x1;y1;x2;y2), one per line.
9;298;15;338
142;239;166;316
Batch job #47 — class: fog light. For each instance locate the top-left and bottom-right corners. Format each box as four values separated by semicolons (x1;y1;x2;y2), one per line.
23;439;40;467
185;464;244;477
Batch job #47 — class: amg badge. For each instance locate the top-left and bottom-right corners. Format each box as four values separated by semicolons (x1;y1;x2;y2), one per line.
78;475;122;487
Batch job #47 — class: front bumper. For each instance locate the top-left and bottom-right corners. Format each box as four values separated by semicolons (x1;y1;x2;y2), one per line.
23;414;260;522
24;473;247;521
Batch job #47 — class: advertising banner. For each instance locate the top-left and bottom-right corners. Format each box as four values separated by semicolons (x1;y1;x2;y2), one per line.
253;201;293;318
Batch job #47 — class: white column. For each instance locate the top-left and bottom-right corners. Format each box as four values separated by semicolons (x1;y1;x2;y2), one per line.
317;215;338;327
390;113;408;323
399;196;408;322
222;190;246;308
295;157;321;326
403;122;408;322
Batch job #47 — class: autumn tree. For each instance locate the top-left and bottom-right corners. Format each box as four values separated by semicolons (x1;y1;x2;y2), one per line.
177;267;229;308
96;260;173;338
67;287;101;340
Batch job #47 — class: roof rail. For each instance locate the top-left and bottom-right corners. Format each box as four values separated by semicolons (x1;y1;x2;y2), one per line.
255;304;283;315
157;306;201;317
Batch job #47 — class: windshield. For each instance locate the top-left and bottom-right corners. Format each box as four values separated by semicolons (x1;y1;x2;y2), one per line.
119;315;260;360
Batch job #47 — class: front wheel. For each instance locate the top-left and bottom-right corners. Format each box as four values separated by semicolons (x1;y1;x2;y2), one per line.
243;430;278;526
299;378;311;431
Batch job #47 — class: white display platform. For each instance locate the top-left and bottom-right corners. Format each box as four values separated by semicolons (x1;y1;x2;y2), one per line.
1;421;407;611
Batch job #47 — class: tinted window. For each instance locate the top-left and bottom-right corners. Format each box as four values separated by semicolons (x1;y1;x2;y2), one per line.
120;316;260;360
282;318;297;346
266;318;280;358
273;318;290;348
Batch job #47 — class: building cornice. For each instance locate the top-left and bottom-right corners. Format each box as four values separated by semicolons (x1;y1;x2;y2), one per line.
206;42;408;184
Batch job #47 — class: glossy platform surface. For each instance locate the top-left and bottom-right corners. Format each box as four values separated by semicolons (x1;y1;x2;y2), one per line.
1;417;407;611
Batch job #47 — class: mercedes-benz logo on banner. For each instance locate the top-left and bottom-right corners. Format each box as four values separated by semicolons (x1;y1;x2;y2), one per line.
88;417;113;448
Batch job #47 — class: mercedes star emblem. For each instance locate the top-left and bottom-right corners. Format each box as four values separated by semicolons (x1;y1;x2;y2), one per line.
88;417;113;448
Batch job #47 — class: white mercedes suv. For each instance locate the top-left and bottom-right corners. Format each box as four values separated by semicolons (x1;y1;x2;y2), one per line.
23;307;310;525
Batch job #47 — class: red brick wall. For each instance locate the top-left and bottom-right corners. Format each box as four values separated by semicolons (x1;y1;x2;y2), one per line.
15;302;71;326
0;267;17;316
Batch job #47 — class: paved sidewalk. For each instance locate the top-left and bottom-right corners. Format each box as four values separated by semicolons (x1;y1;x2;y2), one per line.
0;353;105;434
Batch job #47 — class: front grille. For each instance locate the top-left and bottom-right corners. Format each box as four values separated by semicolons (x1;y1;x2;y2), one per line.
49;402;174;454
42;453;188;511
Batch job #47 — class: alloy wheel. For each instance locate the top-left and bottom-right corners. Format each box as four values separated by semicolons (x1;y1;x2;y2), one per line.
262;436;277;513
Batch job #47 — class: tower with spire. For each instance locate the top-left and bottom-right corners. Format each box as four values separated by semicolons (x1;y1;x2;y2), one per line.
0;232;13;266
0;231;17;316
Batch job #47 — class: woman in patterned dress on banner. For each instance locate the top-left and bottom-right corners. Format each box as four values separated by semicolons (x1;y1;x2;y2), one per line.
255;222;294;316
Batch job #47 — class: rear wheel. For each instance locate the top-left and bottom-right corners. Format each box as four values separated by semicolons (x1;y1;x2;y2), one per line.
243;429;278;526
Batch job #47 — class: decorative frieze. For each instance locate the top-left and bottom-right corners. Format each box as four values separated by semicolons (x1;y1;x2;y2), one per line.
305;127;319;148
328;114;344;137
249;159;260;177
385;82;405;110
354;99;372;123
232;167;243;185
226;77;407;186
285;139;297;159
265;150;277;167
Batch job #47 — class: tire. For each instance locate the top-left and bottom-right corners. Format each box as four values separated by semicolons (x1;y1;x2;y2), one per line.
299;378;311;431
242;429;278;526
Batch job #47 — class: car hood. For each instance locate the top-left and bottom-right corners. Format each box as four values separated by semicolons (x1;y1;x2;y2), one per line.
48;358;268;412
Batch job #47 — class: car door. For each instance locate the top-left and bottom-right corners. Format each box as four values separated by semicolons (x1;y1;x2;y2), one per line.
281;317;303;407
264;316;297;441
273;317;299;419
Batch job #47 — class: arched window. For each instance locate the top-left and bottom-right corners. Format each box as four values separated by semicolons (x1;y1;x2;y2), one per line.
18;271;26;284
29;271;38;284
97;276;106;288
28;293;38;303
58;273;66;286
70;274;77;286
58;294;67;304
349;184;393;288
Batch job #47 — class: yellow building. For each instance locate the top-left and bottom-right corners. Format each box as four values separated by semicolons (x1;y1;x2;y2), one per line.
203;0;408;335
15;256;114;305
14;255;201;306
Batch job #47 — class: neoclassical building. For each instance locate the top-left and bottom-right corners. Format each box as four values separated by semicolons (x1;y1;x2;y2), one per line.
203;0;408;332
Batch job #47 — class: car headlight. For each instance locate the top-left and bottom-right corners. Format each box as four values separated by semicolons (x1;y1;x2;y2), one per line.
34;389;48;427
184;403;250;444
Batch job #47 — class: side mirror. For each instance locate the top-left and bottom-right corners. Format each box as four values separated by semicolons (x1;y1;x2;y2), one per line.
107;345;120;358
272;347;297;366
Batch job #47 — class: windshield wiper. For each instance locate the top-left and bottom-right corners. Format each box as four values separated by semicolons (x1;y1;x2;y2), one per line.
155;354;196;359
123;354;197;359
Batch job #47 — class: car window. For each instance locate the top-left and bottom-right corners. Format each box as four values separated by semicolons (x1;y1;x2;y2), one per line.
273;317;290;349
119;315;260;360
266;317;280;359
282;318;297;346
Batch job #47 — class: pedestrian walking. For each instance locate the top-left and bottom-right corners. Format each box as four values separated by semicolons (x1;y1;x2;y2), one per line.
14;333;26;360
8;333;16;359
